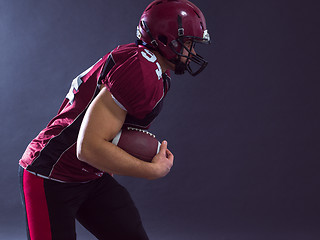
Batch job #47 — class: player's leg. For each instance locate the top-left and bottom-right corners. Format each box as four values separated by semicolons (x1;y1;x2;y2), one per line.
18;167;31;240
19;167;78;240
76;173;149;240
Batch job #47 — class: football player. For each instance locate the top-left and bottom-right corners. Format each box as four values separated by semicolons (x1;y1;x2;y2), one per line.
19;0;210;239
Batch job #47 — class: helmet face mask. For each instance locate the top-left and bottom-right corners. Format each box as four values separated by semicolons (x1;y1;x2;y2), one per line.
170;37;209;76
137;0;211;76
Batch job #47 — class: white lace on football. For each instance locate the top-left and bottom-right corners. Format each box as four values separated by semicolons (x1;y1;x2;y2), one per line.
127;127;156;138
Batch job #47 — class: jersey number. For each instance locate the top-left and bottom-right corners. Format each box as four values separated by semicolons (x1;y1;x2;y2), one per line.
141;49;162;80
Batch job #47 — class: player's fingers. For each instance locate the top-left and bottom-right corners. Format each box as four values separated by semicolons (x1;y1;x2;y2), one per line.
159;140;168;154
166;149;174;161
165;149;174;172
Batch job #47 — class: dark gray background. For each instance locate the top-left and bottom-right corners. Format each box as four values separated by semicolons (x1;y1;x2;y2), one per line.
1;0;320;239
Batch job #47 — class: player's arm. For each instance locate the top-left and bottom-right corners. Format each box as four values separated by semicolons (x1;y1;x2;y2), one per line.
76;87;173;180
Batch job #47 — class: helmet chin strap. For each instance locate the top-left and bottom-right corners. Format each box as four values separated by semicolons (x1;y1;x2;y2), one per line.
172;38;193;75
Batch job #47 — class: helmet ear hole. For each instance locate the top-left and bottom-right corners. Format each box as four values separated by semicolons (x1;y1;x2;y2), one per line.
158;35;168;45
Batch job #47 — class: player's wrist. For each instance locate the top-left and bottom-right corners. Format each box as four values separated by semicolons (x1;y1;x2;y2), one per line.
142;162;161;180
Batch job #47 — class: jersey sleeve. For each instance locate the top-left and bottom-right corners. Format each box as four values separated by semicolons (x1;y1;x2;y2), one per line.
102;50;164;119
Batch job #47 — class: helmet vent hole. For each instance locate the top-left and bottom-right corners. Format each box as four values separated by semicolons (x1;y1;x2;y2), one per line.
158;35;168;45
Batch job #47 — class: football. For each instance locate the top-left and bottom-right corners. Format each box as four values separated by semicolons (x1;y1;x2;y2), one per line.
112;127;161;162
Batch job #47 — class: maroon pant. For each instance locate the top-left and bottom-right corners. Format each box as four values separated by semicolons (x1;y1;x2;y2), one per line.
19;167;149;240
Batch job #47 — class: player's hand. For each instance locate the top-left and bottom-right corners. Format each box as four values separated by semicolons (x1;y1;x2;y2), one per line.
150;141;174;179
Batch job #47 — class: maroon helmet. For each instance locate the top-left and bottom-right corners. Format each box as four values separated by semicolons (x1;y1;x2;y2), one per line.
137;0;211;76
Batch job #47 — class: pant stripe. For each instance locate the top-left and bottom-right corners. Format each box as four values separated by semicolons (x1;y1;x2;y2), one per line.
23;169;52;240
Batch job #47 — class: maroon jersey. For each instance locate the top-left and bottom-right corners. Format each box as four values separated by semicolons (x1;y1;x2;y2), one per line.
19;43;171;182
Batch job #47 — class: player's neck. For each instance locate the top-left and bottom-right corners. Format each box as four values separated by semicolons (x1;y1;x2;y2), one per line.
151;50;174;74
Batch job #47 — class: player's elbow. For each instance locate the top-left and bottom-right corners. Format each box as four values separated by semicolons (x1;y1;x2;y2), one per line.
76;138;94;164
77;136;109;171
76;142;87;163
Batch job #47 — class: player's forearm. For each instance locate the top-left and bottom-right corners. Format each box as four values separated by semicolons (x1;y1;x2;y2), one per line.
77;138;157;180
